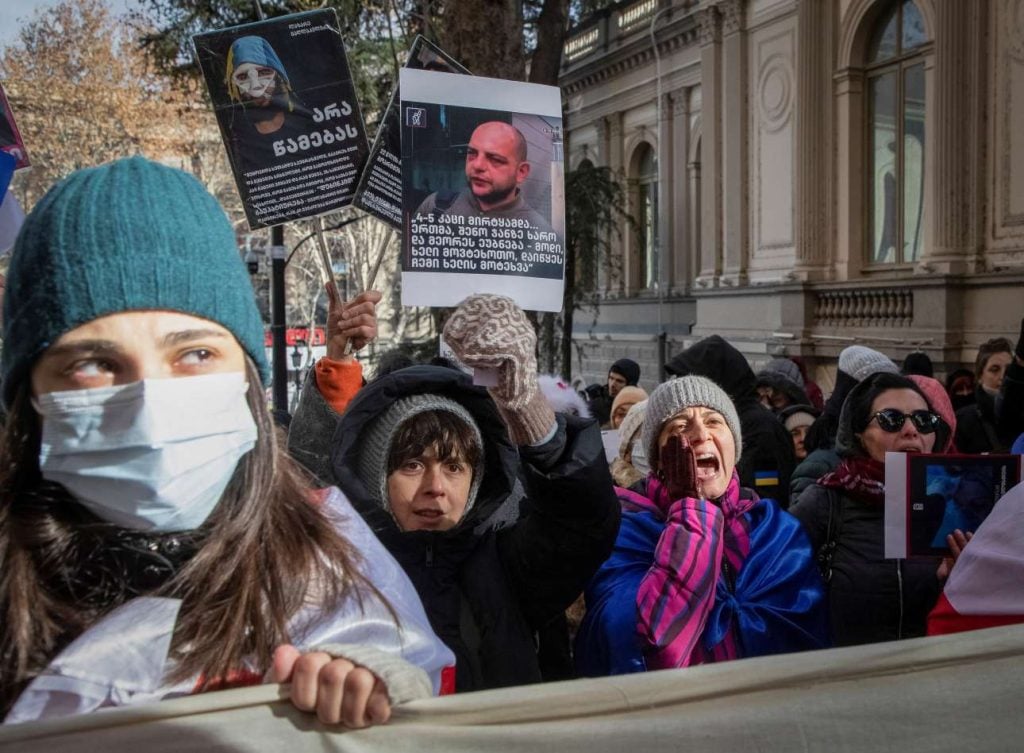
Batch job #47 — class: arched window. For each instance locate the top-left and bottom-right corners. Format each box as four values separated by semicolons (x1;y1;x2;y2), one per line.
634;143;658;288
867;0;928;264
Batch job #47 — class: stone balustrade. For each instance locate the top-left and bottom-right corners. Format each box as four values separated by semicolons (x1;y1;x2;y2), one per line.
814;288;913;328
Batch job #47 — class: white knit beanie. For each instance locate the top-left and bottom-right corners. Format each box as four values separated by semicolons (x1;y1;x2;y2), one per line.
641;376;742;472
838;345;899;382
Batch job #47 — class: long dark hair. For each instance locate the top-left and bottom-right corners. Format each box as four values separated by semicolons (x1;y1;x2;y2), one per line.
0;358;391;714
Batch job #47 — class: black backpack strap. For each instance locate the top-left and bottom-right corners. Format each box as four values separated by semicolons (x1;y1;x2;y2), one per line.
816;488;844;583
977;406;1006;452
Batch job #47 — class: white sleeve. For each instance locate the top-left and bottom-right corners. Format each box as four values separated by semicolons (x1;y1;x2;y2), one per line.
4;598;192;724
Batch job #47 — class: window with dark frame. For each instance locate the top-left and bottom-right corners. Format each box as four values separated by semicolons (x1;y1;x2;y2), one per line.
866;0;928;265
635;143;658;289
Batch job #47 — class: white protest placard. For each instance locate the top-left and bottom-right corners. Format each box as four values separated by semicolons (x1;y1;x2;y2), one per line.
399;69;565;312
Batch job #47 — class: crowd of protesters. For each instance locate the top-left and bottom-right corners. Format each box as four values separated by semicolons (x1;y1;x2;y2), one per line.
1;156;1023;730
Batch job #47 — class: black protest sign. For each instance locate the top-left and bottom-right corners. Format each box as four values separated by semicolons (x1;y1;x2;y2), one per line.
193;10;368;229
353;36;468;228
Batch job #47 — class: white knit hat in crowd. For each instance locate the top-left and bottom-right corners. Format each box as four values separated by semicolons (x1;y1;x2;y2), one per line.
837;345;899;382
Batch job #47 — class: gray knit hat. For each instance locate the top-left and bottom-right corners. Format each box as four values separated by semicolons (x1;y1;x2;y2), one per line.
355;394;485;525
642;376;742;471
838;345;899;382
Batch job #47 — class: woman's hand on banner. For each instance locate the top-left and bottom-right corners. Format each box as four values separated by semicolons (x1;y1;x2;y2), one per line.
271;644;391;728
937;529;973;580
326;284;382;360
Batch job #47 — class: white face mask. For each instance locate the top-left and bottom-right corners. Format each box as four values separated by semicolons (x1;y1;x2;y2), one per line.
232;63;277;99
34;372;258;532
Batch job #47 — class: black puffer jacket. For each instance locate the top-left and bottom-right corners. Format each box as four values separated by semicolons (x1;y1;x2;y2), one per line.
666;336;796;505
290;365;620;691
955;368;1024;453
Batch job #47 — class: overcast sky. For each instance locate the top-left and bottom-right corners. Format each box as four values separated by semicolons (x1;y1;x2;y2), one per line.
1;0;140;48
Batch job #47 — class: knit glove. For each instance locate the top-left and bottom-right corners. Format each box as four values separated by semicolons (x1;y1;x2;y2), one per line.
660;434;701;502
443;294;555;446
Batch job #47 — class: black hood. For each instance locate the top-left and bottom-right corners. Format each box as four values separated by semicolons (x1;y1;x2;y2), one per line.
330;365;518;543
665;335;757;404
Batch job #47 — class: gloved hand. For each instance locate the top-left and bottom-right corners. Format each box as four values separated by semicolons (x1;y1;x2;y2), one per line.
443;294;555;446
660;434;701;501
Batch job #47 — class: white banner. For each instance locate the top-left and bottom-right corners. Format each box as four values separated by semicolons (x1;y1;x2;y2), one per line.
4;623;1024;752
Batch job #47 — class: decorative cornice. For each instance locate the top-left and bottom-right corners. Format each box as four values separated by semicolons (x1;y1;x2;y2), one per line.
671;87;689;117
562;23;700;95
696;7;721;46
660;92;675;121
1008;0;1024;61
718;0;744;36
609;114;623;137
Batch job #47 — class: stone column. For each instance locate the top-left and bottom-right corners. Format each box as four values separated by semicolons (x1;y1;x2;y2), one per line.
594;117;611;291
594;115;610;165
688;158;702;285
794;0;831;279
657;91;674;293
719;0;747;287
696;5;722;288
608;113;626;293
921;1;979;274
671;88;691;291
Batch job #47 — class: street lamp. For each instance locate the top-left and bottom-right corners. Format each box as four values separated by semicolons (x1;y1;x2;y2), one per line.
291;340;305;387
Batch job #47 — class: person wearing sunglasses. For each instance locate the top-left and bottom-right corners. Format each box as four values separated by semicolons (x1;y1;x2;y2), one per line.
790;372;968;647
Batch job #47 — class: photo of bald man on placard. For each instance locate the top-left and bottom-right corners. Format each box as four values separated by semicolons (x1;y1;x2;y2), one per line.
415;120;556;241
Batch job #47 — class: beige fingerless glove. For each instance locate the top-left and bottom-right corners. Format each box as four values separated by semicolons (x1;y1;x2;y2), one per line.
443;294;556;446
313;643;432;704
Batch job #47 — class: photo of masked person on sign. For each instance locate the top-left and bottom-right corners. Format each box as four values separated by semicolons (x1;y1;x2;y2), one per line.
223;36;307;171
400;69;565;312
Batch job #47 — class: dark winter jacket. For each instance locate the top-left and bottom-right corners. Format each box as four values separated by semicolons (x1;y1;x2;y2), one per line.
790;484;942;645
789;448;840;507
289;365;620;691
955;364;1024;453
665;336;796;505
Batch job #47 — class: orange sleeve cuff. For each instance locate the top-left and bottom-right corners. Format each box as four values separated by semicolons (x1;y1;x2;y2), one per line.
314;357;364;415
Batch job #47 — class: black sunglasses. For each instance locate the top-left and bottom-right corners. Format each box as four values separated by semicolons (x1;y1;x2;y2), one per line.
869;408;941;434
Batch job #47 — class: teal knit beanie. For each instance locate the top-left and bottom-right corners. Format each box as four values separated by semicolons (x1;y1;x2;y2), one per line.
1;156;268;405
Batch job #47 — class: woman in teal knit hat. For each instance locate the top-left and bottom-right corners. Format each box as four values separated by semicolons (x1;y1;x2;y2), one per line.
0;157;452;726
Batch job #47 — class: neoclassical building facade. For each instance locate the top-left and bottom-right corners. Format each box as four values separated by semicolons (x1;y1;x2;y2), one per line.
561;0;1024;391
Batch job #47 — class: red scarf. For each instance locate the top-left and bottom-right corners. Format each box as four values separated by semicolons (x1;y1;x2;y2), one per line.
818;455;885;505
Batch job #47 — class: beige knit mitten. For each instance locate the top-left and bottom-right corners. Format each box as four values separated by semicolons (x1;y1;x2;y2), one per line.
443;294;556;445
